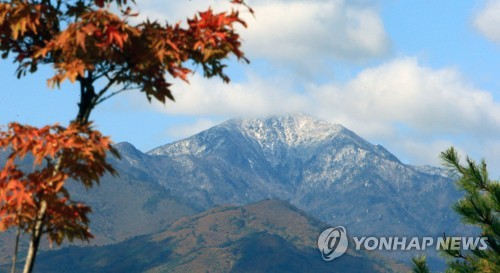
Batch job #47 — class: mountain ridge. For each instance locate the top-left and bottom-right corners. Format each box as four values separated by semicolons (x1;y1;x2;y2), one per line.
18;199;407;273
120;114;463;238
147;114;402;165
0;114;465;270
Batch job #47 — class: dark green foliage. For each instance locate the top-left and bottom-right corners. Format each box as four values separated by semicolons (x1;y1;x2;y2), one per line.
412;147;500;273
412;256;431;273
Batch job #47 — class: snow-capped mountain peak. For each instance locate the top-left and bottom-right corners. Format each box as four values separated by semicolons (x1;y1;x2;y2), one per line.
130;114;462;244
148;114;348;157
226;113;345;148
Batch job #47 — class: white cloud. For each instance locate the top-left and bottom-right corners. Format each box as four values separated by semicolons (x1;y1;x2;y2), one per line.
473;0;500;44
165;118;220;140
151;72;310;117
242;0;390;65
137;57;500;171
131;0;390;71
309;58;500;138
308;58;500;166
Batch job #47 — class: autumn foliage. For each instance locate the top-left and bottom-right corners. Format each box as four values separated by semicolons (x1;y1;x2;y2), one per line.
0;122;118;245
0;0;251;272
0;0;251;123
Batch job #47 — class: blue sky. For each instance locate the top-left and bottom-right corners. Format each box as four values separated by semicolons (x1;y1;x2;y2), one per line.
2;0;500;176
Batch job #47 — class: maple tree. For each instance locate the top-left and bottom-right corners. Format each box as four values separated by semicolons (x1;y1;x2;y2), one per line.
0;122;118;272
0;0;252;272
0;0;251;124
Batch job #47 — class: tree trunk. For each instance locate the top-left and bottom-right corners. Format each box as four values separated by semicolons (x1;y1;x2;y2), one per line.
22;200;47;273
76;75;97;125
10;224;21;273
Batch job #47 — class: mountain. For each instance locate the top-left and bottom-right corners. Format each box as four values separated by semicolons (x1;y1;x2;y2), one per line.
21;200;408;273
144;114;462;237
0;114;467;269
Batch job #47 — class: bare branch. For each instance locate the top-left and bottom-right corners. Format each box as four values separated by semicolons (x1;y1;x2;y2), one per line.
96;84;137;104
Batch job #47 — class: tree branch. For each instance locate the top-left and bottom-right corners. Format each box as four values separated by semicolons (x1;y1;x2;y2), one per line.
95;86;135;105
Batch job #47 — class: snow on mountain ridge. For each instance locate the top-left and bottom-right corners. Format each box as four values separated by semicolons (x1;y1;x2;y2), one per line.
147;114;347;157
227;114;345;148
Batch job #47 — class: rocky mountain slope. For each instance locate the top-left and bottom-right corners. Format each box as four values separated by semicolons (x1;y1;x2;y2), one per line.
22;200;407;273
144;114;462;237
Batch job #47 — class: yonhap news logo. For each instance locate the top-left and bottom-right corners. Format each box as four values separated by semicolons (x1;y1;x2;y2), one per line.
317;226;348;261
318;226;488;261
